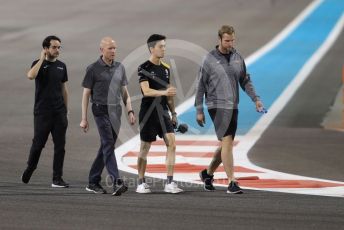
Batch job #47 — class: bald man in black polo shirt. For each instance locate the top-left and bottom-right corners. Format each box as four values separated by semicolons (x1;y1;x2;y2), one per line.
80;37;135;196
22;35;69;188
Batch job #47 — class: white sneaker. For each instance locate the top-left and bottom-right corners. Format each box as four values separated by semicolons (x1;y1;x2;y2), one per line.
164;182;183;194
136;183;152;194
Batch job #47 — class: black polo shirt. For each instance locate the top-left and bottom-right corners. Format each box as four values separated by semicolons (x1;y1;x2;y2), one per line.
32;59;68;115
82;57;128;105
138;60;170;111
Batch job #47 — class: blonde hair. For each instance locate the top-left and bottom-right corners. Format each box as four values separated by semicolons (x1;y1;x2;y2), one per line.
218;25;235;39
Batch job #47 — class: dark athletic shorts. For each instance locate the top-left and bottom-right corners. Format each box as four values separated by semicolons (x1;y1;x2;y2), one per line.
208;108;238;140
139;109;174;142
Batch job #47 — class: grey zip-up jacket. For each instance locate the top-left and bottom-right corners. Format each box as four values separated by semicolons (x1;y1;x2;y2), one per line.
195;47;259;113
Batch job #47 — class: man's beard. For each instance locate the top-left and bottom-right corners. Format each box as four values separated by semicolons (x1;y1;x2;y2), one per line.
47;53;58;59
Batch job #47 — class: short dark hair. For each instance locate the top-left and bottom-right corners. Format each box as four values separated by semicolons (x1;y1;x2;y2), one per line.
42;35;61;48
147;34;166;50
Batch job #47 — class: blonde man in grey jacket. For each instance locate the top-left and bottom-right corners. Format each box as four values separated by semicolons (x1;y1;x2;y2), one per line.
195;25;264;194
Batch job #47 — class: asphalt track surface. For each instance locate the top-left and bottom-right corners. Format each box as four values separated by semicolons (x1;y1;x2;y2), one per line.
1;0;344;229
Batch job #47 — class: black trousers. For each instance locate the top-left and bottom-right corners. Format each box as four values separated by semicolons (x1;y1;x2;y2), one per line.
26;112;68;180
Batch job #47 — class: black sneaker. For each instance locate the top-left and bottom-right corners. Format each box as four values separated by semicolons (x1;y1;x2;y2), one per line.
227;181;243;194
51;178;69;188
112;183;128;196
22;168;34;184
86;183;107;194
199;169;215;191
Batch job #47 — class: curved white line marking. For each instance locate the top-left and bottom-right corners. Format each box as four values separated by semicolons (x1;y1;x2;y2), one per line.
115;0;344;197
